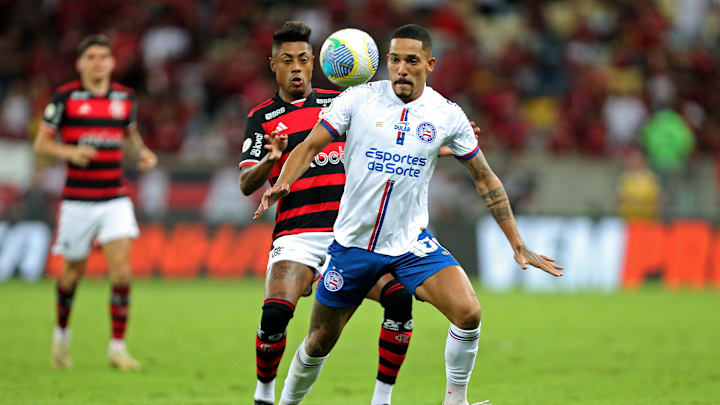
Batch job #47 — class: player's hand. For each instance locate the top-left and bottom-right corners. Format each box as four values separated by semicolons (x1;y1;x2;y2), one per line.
470;120;481;143
254;182;290;219
264;130;288;161
137;147;158;171
69;145;97;167
514;244;564;277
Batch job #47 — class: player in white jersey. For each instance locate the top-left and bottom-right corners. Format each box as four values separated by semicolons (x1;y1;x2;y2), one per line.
254;24;564;405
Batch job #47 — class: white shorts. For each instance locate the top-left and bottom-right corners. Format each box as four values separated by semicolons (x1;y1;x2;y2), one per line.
266;232;334;276
52;197;139;261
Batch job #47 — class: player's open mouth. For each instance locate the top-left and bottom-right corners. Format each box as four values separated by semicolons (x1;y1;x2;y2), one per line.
291;77;303;85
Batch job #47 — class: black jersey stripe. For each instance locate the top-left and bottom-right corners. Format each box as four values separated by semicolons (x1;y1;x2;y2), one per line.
274;210;339;238
63;118;128;128
65;178;124;189
277;184;344;213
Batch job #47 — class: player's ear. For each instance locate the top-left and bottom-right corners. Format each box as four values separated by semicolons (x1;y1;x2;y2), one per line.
269;56;276;73
426;56;436;72
108;55;116;72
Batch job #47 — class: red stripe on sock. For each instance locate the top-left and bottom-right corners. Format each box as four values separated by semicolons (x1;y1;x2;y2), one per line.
378;346;407;365
383;283;404;297
378;363;400;377
263;298;295;311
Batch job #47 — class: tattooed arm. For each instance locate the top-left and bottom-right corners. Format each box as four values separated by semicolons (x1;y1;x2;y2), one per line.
461;151;564;277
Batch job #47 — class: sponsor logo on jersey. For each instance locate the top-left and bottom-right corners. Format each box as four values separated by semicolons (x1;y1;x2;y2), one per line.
316;98;333;106
250;132;264;157
364;147;427;178
323;270;344;292
395;121;410;145
416;122;437;143
78;132;123;148
70;91;91;99
404;319;414;330
275;122;288;133
309;145;344;168
265;107;285;121
108;91;129;100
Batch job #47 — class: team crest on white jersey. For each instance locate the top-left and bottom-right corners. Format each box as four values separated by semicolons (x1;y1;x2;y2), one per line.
416;122;436;143
323;270;344;291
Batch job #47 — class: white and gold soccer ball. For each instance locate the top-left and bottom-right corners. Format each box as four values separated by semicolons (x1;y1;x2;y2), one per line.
320;28;379;87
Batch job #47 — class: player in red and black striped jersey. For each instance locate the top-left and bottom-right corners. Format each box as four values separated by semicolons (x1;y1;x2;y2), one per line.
34;35;157;371
239;22;414;405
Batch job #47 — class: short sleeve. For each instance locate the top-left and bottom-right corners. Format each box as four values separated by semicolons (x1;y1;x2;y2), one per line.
446;106;480;161
318;86;360;139
40;93;66;134
238;115;267;168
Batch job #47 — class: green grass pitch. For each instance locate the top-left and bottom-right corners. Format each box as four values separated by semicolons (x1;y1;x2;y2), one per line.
0;279;718;404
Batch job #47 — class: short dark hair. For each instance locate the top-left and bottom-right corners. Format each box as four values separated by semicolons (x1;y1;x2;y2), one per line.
77;34;111;56
391;24;432;55
272;21;312;51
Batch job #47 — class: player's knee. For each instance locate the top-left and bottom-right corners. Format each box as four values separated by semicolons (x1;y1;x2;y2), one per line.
63;260;87;284
379;279;413;324
259;301;295;341
304;330;334;357
453;301;481;330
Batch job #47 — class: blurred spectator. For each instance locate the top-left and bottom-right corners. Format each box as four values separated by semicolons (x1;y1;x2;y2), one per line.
640;109;695;175
616;148;661;220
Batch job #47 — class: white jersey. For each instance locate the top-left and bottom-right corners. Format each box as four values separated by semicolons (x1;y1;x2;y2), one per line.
319;80;479;256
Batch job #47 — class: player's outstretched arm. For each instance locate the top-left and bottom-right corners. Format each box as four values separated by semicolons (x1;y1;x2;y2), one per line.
34;127;97;167
253;121;334;219
127;127;157;172
461;151;564;277
239;130;288;195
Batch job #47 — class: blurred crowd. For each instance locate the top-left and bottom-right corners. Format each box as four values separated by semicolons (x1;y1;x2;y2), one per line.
0;0;719;220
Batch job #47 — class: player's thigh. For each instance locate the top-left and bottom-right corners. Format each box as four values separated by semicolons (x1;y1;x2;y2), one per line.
265;260;316;304
415;264;481;328
101;238;132;283
264;232;333;302
305;299;358;356
365;273;395;302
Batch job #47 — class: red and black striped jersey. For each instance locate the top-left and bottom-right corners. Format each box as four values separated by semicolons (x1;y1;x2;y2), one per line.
41;80;137;201
240;88;343;240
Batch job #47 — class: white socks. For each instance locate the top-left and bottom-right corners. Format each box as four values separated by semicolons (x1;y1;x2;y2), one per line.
371;380;394;405
254;379;275;404
279;340;327;405
444;323;481;405
108;338;126;354
53;326;70;341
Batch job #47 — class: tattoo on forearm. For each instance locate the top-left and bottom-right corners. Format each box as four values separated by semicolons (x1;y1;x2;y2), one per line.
486;198;508;208
481;187;504;203
489;202;513;222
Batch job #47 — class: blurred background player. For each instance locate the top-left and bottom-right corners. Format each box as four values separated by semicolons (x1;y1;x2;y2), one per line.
34;34;157;370
255;24;563;405
238;22;414;405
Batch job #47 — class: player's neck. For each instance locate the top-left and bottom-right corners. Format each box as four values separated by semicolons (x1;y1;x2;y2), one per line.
278;87;312;104
81;76;110;96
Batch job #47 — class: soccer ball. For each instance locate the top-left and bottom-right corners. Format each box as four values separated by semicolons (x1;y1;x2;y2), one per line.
320;28;379;87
